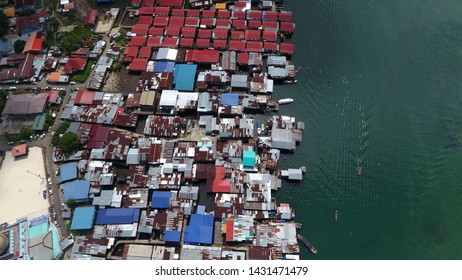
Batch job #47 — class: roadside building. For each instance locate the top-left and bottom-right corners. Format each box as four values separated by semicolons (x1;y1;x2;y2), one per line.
23;31;43;54
11;144;28;158
2;93;47;116
70;206;96;231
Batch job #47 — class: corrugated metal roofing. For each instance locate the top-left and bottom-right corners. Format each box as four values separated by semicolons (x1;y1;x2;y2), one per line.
262;21;279;30
200;17;216;28
131;24;149;35
129;58;148;71
138;15;153;25
213;28;229;39
245;29;261;41
151;191;172;208
164;230;181;242
154;6;170;16
264;42;278;52
169;16;185;27
139;6;154;15
146;36;163;47
181;26;196;38
246;41;263;53
149;27;164;36
221;93;239;106
157;0;182;7
165;26;181;37
171;9;185;16
173;64;197;91
278;11;293;21
184;214;214;245
262;30;278;41
186;9;200;17
139;46;152;58
197;29;212;39
185;17;200;27
216;18;231;28
180;37;194;47
248;20;262;29
279;43;294;55
58;162;78;183
217;10;230;19
153;16;169;27
62;180;90;202
95;208;140;225
230;30;244;40
232;19;247;30
129;36;147;47
70;206;96;230
196;38;210;48
212;39;227;50
280;22;295;33
202;9;215;18
185;49;219;64
162;37;179;48
229;40;246;51
232;10;246;19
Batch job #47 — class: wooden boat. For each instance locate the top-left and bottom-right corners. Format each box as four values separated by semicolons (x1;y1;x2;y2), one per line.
335;210;338;221
297;234;317;254
282;79;298;84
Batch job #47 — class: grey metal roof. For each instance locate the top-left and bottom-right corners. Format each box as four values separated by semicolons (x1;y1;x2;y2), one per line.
267;56;287;66
231;75;248;88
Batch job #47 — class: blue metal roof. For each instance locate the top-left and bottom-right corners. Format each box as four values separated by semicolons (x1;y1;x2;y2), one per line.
174;64;197;91
154;61;176;72
221;93;239;106
95;208;140;225
70;206;96;230
243;147;256;167
62;180;90;202
58;162;78;183
151;191;172;209
164;230;181;242
184;214;214;245
197;205;206;215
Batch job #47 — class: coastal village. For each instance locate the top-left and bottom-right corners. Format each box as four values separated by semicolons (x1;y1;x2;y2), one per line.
0;0;311;260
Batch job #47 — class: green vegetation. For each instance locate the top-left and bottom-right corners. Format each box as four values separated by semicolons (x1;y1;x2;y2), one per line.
66;199;76;208
112;61;122;72
59;26;92;53
14;40;26;53
51;121;70;146
59;12;80;26
19;127;33;140
58;132;79;152
71;60;94;83
0;90;7;115
0;13;8;38
115;27;127;47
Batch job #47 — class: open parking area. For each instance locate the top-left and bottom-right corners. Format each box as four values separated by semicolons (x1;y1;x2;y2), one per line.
0;146;49;224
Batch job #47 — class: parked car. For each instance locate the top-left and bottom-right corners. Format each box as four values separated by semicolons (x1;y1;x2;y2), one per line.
49;188;53;195
40;133;46;139
47;177;52;185
43;190;47;199
7;141;15;145
19;140;26;144
70;81;76;85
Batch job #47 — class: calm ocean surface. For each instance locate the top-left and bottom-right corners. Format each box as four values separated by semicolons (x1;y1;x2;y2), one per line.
276;0;462;259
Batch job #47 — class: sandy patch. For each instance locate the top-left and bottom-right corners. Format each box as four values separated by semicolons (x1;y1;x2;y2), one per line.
0;147;49;224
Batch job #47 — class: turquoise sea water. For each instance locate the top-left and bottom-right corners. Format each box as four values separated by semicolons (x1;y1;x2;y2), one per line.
276;0;462;259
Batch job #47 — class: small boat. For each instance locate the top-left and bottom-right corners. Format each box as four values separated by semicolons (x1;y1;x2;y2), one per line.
282;79;298;84
297;234;317;254
334;210;338;221
356;160;362;175
278;98;294;105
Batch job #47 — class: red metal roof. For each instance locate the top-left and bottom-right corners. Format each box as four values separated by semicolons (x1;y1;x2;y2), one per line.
263;42;278;52
279;43;294;55
154;6;170;16
202;9;215;18
171;9;184;16
139;6;154;15
232;19;247;30
197;29;212;39
129;36;147;47
23;31;43;53
165;26;181;37
181;26;196;38
248;20;262;29
179;37;194;48
169;16;185;27
141;0;154;6
149;27;164;36
226;219;234;242
48;90;59;103
278;11;293;22
230;30;244;40
129;58;148;71
185;17;200;27
146;36;163;47
217;10;230;19
212;166;231;192
216;18;231;28
139;46;152;58
263;11;278;21
162;37;179;48
88;125;111;149
85;9;97;26
280;22;295;33
195;38;210;48
185;49;220;64
12;144;27;157
75;90;95;105
125;46;139;62
138;15;153;25
131;24;149;35
212;28;228;39
248;10;262;20
153;16;169;27
64;58;87;73
262;30;278;41
131;0;141;6
200;17;216;28
229;40;246;51
237;52;249;65
244;29;261;41
157;0;183;7
232;10;246;19
212;39;227;50
186;9;200;17
234;2;246;9
246;41;263;52
262;21;279;30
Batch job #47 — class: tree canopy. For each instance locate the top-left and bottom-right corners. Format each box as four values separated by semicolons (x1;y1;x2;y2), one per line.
14;40;26;53
58;132;79;152
0;13;8;38
20;127;33;140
